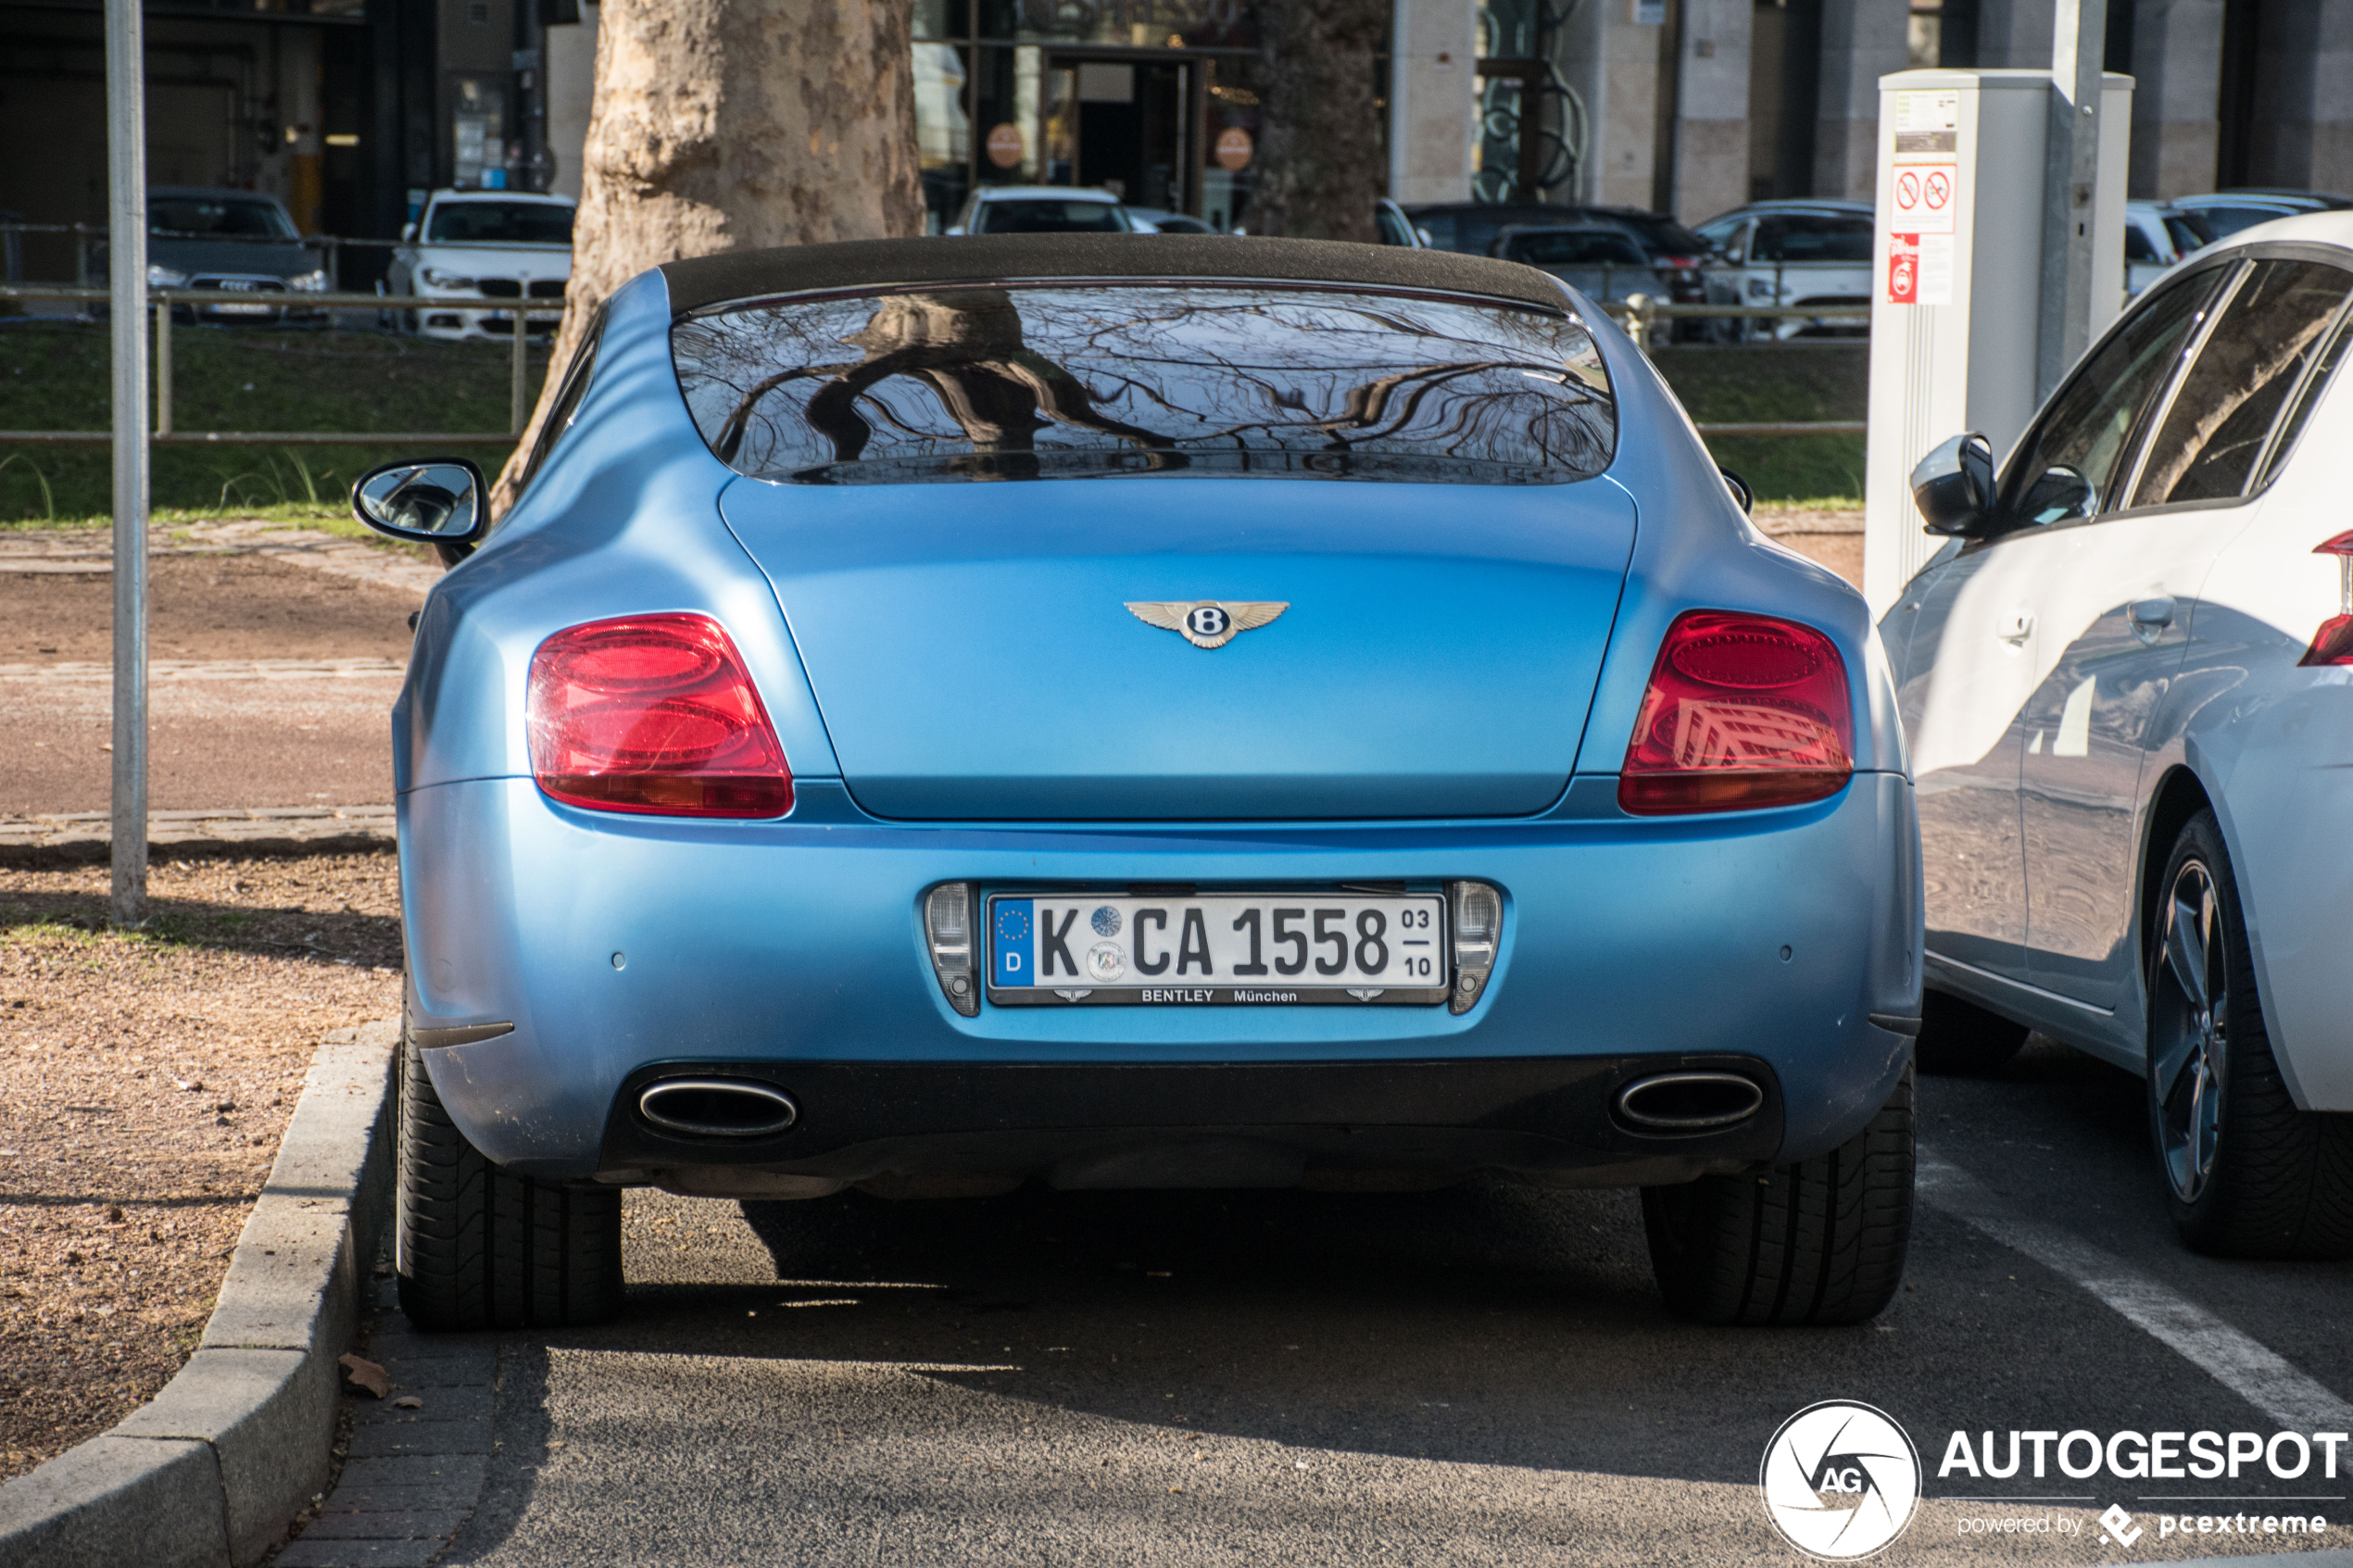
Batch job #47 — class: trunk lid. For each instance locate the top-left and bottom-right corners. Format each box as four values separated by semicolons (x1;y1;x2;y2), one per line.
719;477;1636;820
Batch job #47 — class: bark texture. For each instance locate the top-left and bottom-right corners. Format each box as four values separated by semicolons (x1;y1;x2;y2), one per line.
1249;0;1389;243
493;0;923;512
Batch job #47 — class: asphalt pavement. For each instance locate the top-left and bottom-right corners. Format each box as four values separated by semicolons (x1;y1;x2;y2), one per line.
282;1035;2353;1567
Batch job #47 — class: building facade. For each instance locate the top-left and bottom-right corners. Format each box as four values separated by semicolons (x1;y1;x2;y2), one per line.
2;0;2343;278
0;0;573;280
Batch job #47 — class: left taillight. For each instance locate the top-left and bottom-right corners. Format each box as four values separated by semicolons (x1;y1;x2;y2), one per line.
1618;609;1855;815
527;613;792;818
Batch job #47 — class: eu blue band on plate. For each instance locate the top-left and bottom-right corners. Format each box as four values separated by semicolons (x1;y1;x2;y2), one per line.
994;898;1034;985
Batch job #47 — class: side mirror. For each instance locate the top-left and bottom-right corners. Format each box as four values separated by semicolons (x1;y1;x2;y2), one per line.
400;221;418;243
2018;463;2095;525
1910;432;1998;536
943;224;967;236
1719;468;1754;514
352;458;487;551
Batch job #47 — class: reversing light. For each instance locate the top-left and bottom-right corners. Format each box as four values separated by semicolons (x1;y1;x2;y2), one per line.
527;613;792;817
924;883;979;1017
1618;609;1855;815
2299;533;2353;667
1447;880;1501;1014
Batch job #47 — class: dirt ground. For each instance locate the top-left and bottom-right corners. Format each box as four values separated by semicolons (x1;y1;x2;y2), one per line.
1777;529;1862;585
0;552;421;664
1;554;418;814
0;851;403;1480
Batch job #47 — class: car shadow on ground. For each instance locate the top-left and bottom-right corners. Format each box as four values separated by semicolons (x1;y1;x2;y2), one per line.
495;1174;1944;1492
0;884;401;968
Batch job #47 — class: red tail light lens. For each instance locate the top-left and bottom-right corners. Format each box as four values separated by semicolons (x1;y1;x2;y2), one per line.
2301;533;2353;666
1618;609;1855;815
528;614;792;817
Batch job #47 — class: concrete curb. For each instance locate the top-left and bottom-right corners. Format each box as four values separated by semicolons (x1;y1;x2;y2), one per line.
0;1019;400;1568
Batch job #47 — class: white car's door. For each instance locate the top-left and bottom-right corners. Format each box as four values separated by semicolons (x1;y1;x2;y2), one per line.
2014;258;2353;1018
1905;265;2228;994
1896;541;2034;985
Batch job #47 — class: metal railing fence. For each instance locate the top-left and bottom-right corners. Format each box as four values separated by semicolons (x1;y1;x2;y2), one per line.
0;284;560;445
0;285;1872;451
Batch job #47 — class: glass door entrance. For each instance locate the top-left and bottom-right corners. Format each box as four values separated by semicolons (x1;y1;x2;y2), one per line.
1041;59;1191;215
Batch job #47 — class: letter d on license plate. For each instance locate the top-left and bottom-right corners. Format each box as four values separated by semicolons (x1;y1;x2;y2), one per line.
986;892;1449;1007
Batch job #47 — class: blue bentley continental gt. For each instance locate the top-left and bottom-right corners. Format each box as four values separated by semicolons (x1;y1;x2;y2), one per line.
353;234;1922;1330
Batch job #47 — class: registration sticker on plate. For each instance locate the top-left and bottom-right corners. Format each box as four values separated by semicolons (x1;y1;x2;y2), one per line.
987;893;1449;1006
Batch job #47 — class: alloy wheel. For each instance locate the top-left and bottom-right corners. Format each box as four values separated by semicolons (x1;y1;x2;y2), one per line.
2151;858;2229;1203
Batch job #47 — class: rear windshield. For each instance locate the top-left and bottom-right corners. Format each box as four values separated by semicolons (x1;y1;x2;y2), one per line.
672;283;1616;486
975;199;1129;233
426;202;575;244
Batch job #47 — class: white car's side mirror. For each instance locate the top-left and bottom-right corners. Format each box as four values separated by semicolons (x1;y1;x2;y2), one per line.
400;222;418;243
944;224;967;237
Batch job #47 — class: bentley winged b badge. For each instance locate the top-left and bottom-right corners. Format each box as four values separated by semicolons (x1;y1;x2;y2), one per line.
1124;600;1290;649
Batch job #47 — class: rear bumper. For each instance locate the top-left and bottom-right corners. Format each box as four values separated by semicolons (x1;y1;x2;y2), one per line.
587;1054;1785;1195
402;771;1920;1181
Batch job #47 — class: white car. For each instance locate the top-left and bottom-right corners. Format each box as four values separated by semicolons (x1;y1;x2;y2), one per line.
1692;200;1874;340
387;190;574;342
2123;199;2215;297
1888;211;2353;1259
945;186;1138;235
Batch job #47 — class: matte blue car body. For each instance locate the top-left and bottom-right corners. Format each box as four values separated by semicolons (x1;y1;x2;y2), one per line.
395;261;1920;1182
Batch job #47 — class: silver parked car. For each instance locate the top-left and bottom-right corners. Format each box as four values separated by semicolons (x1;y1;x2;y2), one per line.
2124;199;2215;297
947;187;1139;235
1694;200;1874;340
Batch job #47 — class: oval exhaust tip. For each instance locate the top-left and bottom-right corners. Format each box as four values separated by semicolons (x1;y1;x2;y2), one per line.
1614;1072;1765;1134
638;1079;799;1139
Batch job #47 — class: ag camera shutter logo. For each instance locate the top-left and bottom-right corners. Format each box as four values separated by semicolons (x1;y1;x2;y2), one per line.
1759;1401;1921;1560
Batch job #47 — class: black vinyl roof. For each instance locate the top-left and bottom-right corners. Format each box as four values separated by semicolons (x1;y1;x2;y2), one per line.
658;233;1576;316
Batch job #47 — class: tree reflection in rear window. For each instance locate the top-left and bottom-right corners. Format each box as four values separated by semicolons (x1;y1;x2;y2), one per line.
670;283;1615;485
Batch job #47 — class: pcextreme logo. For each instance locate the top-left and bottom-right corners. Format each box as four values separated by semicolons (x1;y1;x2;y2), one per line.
1760;1401;1923;1560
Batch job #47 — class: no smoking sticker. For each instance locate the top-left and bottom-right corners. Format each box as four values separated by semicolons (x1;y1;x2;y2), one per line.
1890;158;1957;234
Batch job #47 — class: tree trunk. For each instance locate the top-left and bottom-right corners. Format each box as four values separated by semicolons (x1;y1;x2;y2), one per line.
1249;0;1390;243
493;0;924;513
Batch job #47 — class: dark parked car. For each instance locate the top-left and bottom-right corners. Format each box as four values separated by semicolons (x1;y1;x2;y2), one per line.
120;187;328;323
1411;202;1708;334
1488;222;1671;324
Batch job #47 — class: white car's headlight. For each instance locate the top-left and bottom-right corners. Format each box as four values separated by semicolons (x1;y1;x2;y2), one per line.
289;269;331;292
146;264;188;288
419;268;475;290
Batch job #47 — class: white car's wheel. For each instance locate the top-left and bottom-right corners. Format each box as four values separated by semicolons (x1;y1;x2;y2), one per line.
2147;810;2353;1258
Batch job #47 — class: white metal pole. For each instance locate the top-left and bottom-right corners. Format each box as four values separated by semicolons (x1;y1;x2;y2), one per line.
2038;0;2108;401
107;0;148;927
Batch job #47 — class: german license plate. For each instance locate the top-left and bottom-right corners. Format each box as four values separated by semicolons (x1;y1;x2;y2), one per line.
987;892;1448;1006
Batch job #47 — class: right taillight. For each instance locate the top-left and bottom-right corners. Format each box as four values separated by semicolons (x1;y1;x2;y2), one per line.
2299;533;2353;666
1618;609;1855;815
527;613;792;818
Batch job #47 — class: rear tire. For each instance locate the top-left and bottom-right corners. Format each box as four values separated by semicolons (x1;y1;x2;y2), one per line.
396;1025;624;1330
1914;988;2030;1074
1642;1066;1914;1325
2146;811;2353;1259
